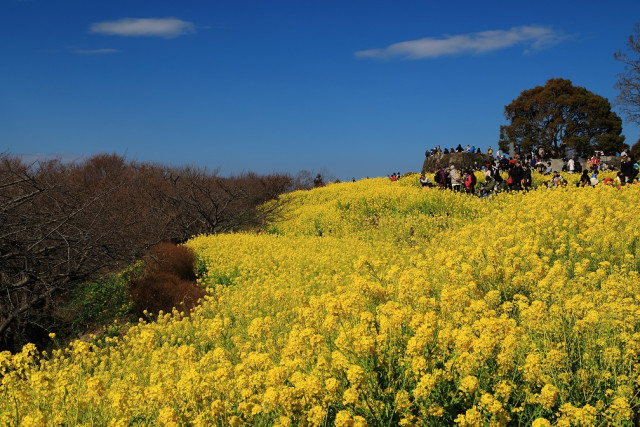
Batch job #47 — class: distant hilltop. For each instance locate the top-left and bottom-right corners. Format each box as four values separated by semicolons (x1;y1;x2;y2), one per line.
422;152;494;173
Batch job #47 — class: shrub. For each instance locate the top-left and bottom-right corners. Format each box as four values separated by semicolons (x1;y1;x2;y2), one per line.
129;244;204;316
144;243;197;281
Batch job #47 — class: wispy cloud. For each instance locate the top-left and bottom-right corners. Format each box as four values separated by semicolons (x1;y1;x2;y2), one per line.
73;48;120;55
90;17;195;38
355;25;566;60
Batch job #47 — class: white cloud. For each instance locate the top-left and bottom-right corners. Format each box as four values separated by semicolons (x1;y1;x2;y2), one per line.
90;17;195;38
73;48;120;54
355;25;565;60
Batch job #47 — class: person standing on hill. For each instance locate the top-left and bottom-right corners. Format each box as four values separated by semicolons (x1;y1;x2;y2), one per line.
538;146;545;160
522;163;532;191
508;161;524;191
463;169;477;194
567;156;576;173
620;155;637;183
434;166;448;188
574;157;582;173
449;165;462;192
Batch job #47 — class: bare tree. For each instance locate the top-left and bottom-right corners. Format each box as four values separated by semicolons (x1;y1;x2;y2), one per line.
0;153;293;350
614;23;640;126
154;168;292;239
0;154;160;349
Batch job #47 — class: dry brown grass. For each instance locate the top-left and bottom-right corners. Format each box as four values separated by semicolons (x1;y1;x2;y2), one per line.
129;243;204;316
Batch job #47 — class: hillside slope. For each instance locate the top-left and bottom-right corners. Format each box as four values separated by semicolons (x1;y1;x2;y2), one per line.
2;177;640;426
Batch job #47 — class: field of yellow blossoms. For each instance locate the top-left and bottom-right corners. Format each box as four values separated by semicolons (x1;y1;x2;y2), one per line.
2;172;640;426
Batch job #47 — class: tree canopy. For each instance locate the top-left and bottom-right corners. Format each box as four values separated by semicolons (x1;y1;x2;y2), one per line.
614;22;640;126
499;78;625;157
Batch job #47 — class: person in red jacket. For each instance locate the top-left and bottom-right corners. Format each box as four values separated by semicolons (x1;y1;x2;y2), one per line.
463;169;476;194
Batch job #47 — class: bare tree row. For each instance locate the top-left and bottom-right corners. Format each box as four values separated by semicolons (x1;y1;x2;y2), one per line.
0;153;293;351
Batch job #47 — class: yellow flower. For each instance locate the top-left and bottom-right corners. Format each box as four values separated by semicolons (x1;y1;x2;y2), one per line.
346;364;365;387
531;418;551;427
539;384;559;410
459;375;479;395
455;407;483;427
307;405;326;426
4;179;640;425
343;387;359;405
157;407;178;426
607;397;633;423
334;410;353;427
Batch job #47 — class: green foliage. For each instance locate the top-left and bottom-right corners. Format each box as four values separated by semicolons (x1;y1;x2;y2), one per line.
499;78;625;157
207;268;240;288
195;257;209;278
55;264;139;342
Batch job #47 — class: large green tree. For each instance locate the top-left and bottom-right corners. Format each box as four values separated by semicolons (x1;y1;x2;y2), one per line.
499;78;625;157
614;23;640;126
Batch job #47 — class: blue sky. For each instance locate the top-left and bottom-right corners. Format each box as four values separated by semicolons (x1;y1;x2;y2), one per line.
2;0;639;180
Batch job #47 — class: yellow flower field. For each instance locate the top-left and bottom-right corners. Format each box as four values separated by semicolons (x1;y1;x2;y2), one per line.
1;174;640;426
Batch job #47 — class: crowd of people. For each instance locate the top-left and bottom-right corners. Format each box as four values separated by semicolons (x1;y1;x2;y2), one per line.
425;144;488;156
414;148;639;197
417;161;533;196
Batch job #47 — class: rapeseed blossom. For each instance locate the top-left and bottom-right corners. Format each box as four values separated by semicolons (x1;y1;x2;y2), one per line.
1;175;639;425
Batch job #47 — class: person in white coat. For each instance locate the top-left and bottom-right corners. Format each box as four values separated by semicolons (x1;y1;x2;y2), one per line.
449;165;461;192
